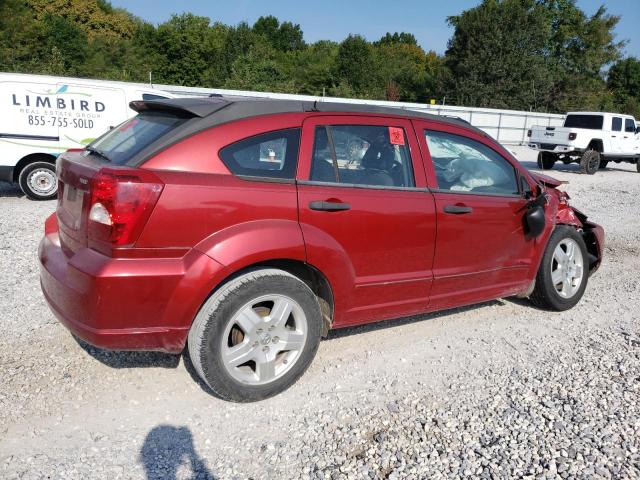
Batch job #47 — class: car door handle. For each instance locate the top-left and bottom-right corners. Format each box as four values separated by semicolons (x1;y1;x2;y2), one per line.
443;205;473;214
309;201;351;211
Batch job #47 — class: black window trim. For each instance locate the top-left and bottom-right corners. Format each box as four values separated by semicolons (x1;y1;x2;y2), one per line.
297;179;428;192
423;128;523;198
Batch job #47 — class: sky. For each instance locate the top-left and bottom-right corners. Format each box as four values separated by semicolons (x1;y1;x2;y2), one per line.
111;0;640;58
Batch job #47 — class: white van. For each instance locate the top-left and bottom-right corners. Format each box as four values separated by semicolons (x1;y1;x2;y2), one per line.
0;73;173;199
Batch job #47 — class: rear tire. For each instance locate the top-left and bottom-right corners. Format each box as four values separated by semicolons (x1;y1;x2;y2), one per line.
580;150;600;175
537;151;556;170
18;161;57;200
529;226;589;311
188;268;323;402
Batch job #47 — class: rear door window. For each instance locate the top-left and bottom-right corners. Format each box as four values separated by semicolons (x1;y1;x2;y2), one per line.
88;111;188;165
625;118;636;133
219;128;300;179
612;117;622;132
310;125;415;188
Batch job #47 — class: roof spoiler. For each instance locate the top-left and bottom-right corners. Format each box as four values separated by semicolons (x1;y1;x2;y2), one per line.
129;97;231;118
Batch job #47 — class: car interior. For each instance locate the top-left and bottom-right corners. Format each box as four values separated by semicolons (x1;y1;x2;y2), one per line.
310;125;415;188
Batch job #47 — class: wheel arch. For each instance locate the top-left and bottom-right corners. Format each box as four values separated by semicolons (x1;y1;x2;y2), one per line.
586;139;604;153
13;152;57;182
196;259;335;337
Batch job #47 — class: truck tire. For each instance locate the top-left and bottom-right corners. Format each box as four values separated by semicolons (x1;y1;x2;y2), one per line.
18;161;58;200
580;150;599;175
537;151;556;170
529;225;589;311
188;268;323;402
598;158;609;170
636;158;640;173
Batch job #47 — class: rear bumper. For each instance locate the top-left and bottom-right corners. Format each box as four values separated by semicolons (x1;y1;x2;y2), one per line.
39;232;228;353
528;143;581;154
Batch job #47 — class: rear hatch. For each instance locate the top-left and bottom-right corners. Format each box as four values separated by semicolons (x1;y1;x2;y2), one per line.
56;110;191;256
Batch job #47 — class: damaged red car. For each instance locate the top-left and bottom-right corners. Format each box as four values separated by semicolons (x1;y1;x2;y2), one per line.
39;98;604;401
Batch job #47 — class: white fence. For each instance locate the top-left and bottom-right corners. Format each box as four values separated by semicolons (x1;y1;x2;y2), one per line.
156;83;565;146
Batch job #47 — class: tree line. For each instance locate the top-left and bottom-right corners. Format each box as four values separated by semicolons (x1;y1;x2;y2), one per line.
1;0;639;117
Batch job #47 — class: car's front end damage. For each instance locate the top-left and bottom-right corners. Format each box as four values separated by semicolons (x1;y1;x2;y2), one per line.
532;171;604;275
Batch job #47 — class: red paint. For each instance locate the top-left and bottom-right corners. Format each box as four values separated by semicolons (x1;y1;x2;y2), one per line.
39;109;605;354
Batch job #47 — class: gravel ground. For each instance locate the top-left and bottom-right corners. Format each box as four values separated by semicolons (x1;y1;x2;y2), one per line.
0;147;639;479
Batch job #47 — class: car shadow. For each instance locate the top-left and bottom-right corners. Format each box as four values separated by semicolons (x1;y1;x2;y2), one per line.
74;336;181;369
0;182;23;198
74;301;507;399
140;425;215;480
324;300;502;341
519;160;633;174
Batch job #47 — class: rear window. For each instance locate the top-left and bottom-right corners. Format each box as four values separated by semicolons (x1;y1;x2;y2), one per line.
564;115;603;130
87;111;188;165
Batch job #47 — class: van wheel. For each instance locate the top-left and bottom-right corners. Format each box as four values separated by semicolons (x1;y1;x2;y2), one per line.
537;152;556;170
529;226;589;311
188;269;322;402
18;161;57;200
580;150;599;175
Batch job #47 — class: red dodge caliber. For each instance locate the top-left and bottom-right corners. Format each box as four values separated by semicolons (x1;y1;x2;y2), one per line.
39;98;604;401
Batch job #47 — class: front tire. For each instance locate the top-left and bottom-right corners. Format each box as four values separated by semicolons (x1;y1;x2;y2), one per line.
537;151;556;170
18;161;58;200
580;150;600;175
529;226;589;311
188;269;323;402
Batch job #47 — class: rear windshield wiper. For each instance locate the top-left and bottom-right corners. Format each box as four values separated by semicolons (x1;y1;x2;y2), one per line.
85;145;111;162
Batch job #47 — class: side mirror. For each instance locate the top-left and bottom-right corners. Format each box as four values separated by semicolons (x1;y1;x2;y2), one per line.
525;204;546;237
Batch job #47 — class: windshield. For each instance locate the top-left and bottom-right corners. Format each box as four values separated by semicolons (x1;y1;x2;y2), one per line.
564;114;603;130
88;111;188;165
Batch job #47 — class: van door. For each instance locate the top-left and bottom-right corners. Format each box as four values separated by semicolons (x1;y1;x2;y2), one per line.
56;82;127;149
296;115;436;327
0;79;61;152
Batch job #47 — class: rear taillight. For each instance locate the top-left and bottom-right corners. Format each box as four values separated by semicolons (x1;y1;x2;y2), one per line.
527;129;532;137
568;132;577;140
88;169;163;248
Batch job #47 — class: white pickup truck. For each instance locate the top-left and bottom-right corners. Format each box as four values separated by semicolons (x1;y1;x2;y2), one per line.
528;112;640;174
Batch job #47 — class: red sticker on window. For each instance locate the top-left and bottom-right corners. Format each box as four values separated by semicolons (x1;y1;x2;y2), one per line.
389;127;404;145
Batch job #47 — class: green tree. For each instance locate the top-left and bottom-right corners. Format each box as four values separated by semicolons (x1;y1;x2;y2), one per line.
253;16;304;52
224;43;296;93
42;14;89;75
607;57;640;118
336;35;378;96
152;13;216;86
445;0;553;110
375;32;418;46
445;0;624;112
